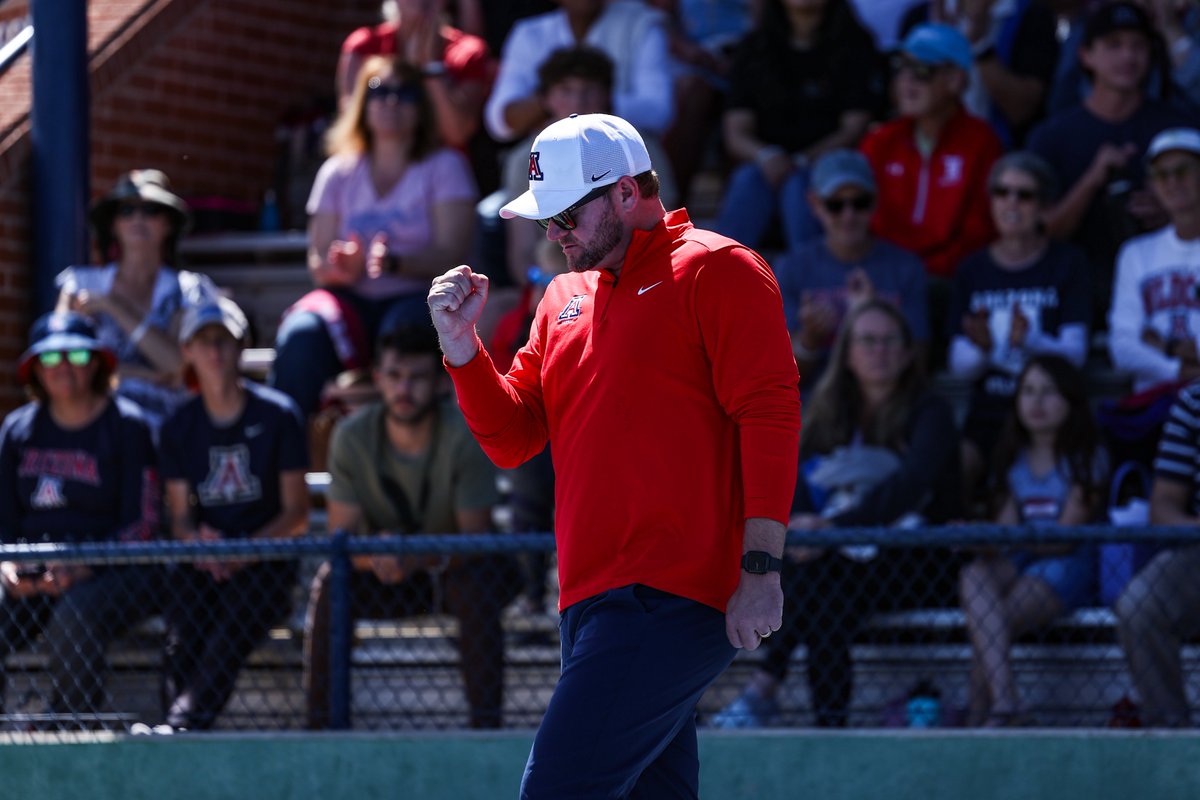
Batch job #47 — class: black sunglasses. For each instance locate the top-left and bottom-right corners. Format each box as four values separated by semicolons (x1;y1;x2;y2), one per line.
366;83;422;104
116;203;168;218
535;184;613;231
823;194;874;214
890;54;941;82
990;185;1039;202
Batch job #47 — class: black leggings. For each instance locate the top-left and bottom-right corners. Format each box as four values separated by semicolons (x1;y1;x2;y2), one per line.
162;561;296;729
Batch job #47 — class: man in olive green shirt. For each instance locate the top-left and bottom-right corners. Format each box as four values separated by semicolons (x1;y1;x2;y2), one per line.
302;322;520;729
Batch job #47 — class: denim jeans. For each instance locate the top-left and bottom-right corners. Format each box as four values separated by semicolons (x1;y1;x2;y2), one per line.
162;561;296;729
715;161;820;250
0;566;164;717
270;291;429;416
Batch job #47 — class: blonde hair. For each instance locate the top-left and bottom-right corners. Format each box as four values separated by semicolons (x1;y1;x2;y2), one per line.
325;56;441;158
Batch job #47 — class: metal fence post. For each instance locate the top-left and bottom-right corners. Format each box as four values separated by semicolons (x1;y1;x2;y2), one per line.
328;528;352;730
31;0;89;313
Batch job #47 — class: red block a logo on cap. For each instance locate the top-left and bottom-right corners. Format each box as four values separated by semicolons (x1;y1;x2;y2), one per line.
528;152;544;182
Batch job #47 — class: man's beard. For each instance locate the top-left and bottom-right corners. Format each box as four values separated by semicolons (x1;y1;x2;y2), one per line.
385;396;437;426
564;198;622;272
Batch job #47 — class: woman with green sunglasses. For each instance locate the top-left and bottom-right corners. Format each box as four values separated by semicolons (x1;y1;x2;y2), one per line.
0;311;163;726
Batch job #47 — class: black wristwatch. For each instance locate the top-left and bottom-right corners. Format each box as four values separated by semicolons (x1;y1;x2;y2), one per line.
741;550;784;574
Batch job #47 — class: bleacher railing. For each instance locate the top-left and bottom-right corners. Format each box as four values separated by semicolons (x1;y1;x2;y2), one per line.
0;524;1195;736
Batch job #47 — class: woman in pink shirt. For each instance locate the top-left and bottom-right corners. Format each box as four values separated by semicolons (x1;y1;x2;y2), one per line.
272;57;478;415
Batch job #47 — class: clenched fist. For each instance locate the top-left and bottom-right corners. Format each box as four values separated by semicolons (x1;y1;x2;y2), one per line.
428;265;490;366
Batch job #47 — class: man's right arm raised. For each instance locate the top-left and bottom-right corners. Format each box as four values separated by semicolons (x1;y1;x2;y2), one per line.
429;266;550;468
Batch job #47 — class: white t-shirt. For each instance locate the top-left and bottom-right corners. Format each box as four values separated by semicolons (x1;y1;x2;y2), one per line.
484;2;674;142
1108;226;1200;392
55;264;219;432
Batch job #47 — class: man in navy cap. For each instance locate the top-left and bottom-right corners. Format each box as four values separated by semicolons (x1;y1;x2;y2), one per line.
1029;1;1200;323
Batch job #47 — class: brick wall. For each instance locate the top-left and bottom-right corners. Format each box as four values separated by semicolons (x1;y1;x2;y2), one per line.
0;0;379;412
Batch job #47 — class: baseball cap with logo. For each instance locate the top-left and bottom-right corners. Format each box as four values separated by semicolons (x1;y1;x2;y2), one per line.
179;295;249;344
1146;127;1200;162
500;113;653;222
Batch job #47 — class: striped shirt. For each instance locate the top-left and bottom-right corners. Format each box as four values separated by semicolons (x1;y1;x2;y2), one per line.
1155;383;1200;514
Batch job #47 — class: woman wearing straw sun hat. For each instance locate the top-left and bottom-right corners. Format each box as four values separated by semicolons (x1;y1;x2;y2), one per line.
0;311;163;724
55;169;220;433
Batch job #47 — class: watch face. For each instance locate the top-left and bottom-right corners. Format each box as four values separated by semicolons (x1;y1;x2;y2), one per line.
743;552;768;573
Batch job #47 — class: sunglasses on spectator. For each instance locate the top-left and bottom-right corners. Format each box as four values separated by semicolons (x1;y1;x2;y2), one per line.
366;83;422;104
990;185;1039;202
822;195;874;214
535;184;612;231
37;349;93;368
890;54;942;82
1149;161;1199;183
116;203;168;218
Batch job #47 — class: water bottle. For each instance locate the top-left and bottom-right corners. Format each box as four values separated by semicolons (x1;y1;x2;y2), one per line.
906;679;941;728
259;189;281;232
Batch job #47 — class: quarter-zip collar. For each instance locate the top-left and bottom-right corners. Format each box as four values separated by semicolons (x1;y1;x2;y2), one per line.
600;208;692;288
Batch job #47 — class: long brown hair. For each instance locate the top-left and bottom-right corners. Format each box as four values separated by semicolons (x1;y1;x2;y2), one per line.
990;354;1104;517
801;299;925;456
325;57;440;159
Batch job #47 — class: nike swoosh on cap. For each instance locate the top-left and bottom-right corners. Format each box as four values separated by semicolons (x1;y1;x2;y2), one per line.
590;169;612;182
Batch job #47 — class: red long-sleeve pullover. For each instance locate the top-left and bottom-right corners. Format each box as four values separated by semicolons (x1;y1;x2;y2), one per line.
448;210;801;611
861;105;1001;279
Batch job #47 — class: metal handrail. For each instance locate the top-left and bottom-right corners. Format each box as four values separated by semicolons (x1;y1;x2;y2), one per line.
0;524;1192;566
0;21;31;74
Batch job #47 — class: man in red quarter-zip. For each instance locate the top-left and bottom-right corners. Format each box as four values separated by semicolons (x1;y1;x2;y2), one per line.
861;22;1002;282
428;112;801;799
861;22;1002;369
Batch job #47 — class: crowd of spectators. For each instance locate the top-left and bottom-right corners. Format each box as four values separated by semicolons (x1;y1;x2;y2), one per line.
7;0;1200;731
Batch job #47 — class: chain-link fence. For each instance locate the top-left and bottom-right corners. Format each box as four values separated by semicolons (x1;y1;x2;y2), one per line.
0;525;1196;737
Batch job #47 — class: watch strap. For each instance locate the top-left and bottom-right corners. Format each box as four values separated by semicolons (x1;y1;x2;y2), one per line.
741;550;784;574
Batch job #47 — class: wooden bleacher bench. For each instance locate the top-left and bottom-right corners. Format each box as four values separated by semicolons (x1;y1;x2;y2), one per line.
183;230;522;371
932;366;1132;427
179;231;310;348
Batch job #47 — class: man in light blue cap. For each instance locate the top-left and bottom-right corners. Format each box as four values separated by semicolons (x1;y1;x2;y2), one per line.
769;148;929;390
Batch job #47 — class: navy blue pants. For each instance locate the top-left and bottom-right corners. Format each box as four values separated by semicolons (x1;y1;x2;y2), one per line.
520;585;736;799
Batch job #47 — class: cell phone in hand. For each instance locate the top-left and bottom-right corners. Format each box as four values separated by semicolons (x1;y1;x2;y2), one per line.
15;563;45;580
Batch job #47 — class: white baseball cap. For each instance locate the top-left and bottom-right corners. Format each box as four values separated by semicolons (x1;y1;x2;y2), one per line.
179;295;249;344
1147;127;1200;162
500;113;653;221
